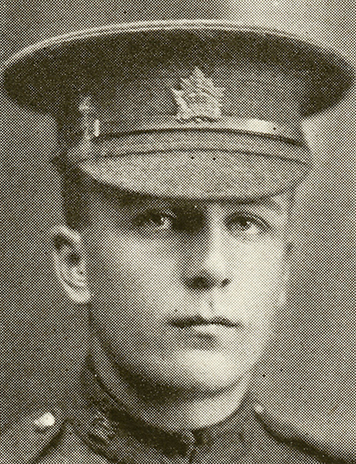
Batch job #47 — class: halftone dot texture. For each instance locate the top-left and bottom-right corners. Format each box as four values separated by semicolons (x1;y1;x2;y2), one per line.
1;1;356;463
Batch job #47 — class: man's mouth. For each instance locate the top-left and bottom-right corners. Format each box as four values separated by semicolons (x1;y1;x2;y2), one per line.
170;314;239;329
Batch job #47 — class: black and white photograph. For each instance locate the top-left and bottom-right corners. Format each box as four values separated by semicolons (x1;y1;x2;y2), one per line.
1;1;356;462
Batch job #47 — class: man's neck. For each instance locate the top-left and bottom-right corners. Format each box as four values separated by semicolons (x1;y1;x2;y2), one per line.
90;336;252;432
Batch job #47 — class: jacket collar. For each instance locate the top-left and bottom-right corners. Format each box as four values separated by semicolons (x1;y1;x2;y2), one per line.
69;356;257;463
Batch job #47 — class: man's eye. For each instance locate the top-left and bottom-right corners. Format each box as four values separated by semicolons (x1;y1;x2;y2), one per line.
227;215;267;237
133;211;176;231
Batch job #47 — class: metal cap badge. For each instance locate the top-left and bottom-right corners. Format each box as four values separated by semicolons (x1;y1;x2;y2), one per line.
171;67;224;122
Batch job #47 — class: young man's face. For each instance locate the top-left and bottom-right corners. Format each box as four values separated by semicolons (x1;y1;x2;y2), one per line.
59;184;291;395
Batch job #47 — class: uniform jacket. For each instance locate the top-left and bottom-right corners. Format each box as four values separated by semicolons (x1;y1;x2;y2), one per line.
0;360;343;464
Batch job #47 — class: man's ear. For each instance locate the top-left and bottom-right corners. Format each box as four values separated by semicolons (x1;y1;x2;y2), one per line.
50;225;91;304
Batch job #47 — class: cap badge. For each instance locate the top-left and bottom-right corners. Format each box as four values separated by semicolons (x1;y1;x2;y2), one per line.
171;67;224;122
79;96;100;140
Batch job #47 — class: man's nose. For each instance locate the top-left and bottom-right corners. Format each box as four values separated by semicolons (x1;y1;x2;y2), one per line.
183;222;232;291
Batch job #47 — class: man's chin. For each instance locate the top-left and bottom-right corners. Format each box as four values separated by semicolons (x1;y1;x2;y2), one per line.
127;352;256;398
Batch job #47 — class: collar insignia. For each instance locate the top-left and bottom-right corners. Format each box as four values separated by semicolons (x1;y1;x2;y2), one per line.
171;67;225;122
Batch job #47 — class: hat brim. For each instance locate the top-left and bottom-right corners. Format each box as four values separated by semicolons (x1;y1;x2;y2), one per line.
77;136;310;200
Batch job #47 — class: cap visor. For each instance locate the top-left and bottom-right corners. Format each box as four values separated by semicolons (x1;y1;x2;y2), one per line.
79;149;309;201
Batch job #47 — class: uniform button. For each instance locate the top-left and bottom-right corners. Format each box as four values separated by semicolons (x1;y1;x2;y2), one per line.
33;412;56;432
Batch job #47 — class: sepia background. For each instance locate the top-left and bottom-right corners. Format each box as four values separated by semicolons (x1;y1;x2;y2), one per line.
1;0;355;429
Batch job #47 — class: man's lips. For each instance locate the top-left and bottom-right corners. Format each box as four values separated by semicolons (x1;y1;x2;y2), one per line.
170;314;239;329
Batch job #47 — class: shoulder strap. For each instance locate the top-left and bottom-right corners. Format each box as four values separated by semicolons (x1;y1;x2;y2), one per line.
0;408;65;464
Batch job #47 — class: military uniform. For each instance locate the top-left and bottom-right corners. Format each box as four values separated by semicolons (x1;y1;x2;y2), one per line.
1;3;354;464
0;358;346;464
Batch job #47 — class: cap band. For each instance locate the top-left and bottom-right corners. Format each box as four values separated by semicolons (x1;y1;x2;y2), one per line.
72;115;306;146
65;126;310;169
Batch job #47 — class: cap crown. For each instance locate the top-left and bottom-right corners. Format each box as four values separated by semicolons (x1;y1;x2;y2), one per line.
2;10;354;200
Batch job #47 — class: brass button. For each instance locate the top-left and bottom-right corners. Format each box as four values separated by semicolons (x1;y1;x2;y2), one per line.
33;412;56;432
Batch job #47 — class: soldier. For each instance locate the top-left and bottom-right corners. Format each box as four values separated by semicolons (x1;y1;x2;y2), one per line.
1;5;355;464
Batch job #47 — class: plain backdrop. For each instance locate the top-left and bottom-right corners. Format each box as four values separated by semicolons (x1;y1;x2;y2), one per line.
1;0;355;429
